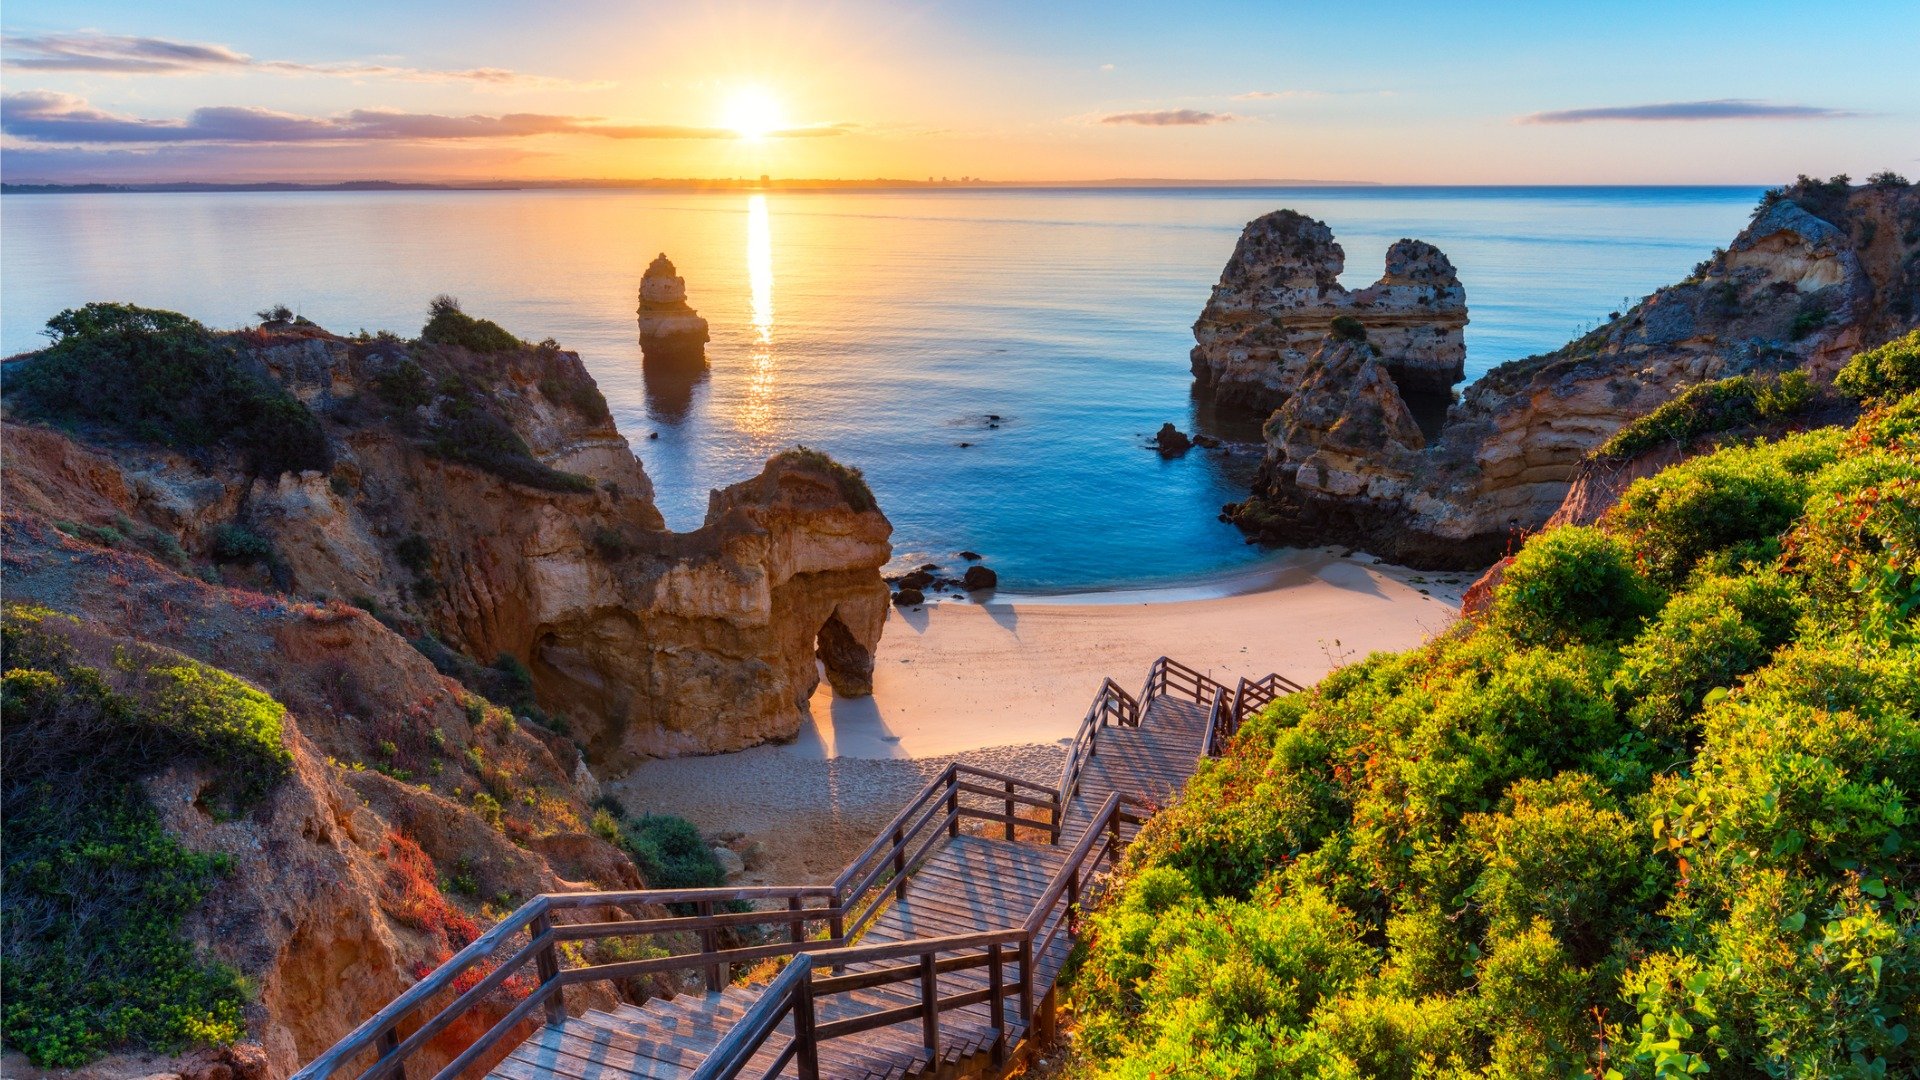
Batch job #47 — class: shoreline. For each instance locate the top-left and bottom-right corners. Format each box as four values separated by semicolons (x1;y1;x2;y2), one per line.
611;546;1471;879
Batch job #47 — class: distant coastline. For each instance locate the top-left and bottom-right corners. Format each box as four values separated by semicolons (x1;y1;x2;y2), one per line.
0;176;1394;195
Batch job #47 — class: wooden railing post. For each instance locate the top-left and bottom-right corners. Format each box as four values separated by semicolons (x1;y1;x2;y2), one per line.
1004;778;1016;841
1019;937;1035;1029
920;951;941;1060
699;900;722;992
988;943;1007;1064
788;896;805;945
1107;803;1123;864
1050;792;1062;844
1066;871;1080;937
892;824;907;899
946;784;960;838
794;970;821;1080
375;1026;407;1080
530;910;565;1027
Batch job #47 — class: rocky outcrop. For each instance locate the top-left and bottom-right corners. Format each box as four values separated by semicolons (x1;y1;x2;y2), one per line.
1191;210;1468;411
0;518;636;1080
636;253;710;368
1222;181;1920;568
2;315;891;764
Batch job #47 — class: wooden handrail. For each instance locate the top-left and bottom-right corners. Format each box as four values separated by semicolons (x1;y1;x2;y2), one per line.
689;953;817;1080
296;660;1263;1080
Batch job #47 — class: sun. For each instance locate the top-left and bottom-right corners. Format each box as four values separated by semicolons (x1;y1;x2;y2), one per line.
724;87;784;141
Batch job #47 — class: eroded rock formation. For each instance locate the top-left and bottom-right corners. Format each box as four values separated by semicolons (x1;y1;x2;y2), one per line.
636;253;710;367
3;316;891;764
1191;210;1468;412
1220;181;1920;568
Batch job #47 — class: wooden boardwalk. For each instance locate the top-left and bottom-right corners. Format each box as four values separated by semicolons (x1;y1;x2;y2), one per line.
489;694;1213;1080
294;659;1296;1080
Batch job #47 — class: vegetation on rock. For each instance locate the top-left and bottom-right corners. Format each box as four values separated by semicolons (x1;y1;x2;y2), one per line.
1069;375;1920;1076
1;605;293;1066
419;295;524;354
1837;328;1920;406
1595;371;1817;460
5;302;330;478
776;445;877;512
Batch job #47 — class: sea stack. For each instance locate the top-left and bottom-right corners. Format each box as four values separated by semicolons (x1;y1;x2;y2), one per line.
1190;210;1468;412
637;252;710;367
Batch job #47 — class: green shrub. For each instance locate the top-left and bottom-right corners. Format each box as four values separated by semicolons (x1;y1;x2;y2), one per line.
0;606;289;1065
418;295;523;353
1596;371;1815;460
619;814;724;890
1604;430;1842;584
1487;526;1661;644
1836;328;1920;405
1329;314;1368;342
771;446;877;512
372;356;433;409
1613;570;1805;742
6;303;329;478
210;523;275;566
428;410;593;493
1068;393;1920;1079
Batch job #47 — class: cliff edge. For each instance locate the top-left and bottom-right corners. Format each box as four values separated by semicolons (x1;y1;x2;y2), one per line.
1216;177;1920;567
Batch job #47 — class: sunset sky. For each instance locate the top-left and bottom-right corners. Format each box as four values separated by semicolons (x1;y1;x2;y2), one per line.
2;0;1915;185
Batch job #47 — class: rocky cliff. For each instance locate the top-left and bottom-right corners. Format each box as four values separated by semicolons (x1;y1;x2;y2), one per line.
3;307;891;763
0;299;892;1076
1220;178;1920;568
1190;210;1468;411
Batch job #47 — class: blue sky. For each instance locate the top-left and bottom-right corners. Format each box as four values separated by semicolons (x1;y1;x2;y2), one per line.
2;0;1914;183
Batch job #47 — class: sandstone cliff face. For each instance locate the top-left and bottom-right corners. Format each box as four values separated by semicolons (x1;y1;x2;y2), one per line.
1191;210;1468;410
3;322;891;764
1222;182;1920;568
0;518;632;1080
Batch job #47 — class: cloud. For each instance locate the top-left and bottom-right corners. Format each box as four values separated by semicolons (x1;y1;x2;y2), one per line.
1099;63;1115;72
1521;99;1861;124
1098;109;1234;127
0;92;849;144
1233;90;1324;101
2;31;603;88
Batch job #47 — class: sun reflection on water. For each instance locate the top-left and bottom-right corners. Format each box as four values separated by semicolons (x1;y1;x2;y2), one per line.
740;194;776;438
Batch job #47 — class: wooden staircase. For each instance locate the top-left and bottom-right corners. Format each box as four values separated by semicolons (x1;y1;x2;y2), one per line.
294;659;1303;1080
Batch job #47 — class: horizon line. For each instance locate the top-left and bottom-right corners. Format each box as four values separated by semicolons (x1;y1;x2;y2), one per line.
0;176;1782;194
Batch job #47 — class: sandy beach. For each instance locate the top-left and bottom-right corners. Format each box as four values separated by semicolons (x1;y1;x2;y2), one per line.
611;546;1468;881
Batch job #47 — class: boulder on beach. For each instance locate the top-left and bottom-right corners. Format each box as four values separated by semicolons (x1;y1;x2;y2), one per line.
893;587;926;606
963;565;998;591
1155;423;1192;456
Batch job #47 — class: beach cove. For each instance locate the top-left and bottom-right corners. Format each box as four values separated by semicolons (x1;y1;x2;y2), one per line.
611;547;1466;882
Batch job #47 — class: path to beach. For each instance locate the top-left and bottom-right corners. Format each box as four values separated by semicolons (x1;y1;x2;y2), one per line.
609;546;1469;882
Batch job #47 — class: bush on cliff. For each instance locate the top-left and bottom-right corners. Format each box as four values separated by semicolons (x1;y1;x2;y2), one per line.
5;302;330;478
1595;370;1817;460
1837;328;1920;405
618;814;726;891
1069;394;1920;1078
1;605;293;1066
775;446;877;513
419;295;523;354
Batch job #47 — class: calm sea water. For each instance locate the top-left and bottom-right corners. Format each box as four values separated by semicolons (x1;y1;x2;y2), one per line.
0;186;1761;591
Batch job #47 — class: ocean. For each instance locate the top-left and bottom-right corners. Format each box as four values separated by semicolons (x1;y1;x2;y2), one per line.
0;185;1763;591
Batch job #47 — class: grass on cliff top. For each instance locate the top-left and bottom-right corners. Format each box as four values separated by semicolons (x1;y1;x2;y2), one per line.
774;445;877;513
418;294;525;354
4;302;331;479
1;605;294;1067
1067;380;1920;1077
